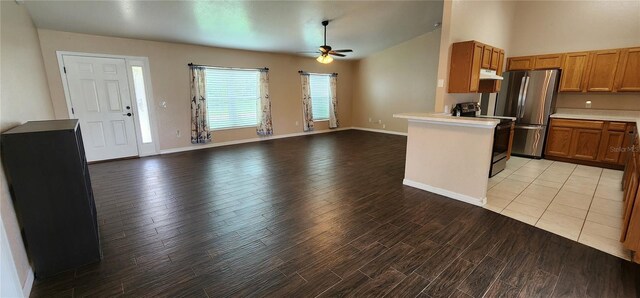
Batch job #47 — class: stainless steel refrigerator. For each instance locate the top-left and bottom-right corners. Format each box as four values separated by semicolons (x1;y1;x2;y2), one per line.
491;69;560;158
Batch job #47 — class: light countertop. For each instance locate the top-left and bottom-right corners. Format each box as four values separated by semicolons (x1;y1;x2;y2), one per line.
393;113;500;128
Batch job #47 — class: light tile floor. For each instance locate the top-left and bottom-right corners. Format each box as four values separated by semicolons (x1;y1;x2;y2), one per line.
485;156;630;260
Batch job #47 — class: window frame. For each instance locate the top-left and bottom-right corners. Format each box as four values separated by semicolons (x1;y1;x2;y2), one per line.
308;73;332;122
203;67;261;131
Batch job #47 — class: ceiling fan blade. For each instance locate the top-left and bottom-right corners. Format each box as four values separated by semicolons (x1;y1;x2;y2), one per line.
331;49;353;53
329;52;346;57
319;47;329;53
297;51;321;54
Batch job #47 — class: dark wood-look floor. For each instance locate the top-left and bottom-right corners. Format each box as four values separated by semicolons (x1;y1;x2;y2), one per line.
30;130;640;297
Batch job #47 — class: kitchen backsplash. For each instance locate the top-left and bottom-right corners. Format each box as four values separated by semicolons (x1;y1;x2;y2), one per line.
555;108;640;118
555;93;640;111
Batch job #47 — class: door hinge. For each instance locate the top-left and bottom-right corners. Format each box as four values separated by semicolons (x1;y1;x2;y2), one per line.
63;67;67;74
71;107;75;114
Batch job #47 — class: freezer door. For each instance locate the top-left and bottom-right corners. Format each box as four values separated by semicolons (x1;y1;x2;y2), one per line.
511;124;547;158
518;70;559;126
494;71;527;118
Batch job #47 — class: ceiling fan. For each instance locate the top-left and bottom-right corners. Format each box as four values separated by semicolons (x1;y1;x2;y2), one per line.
307;20;353;64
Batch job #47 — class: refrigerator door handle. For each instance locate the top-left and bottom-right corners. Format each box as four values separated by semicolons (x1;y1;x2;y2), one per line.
516;76;526;120
519;76;531;119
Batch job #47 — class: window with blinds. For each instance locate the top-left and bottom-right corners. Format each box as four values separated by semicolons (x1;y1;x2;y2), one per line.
309;74;331;121
205;68;259;130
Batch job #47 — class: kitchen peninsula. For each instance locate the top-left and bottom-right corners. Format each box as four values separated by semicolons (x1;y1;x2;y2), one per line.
394;113;499;206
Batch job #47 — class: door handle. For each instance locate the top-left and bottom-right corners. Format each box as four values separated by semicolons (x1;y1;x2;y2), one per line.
123;112;133;117
516;76;526;119
520;76;530;119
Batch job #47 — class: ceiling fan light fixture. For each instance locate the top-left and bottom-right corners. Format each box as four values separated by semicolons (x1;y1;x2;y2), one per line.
316;54;333;64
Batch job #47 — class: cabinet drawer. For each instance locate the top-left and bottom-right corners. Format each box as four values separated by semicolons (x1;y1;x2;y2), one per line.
608;122;627;131
551;119;604;130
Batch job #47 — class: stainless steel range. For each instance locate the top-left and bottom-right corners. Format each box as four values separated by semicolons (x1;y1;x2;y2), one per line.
453;102;514;177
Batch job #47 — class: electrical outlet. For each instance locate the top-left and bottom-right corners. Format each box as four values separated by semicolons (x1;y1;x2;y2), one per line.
176;130;181;137
378;120;382;124
382;124;386;129
368;117;372;123
295;121;299;126
585;101;592;108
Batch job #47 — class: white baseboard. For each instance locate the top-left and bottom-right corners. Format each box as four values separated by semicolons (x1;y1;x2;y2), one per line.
403;179;486;206
160;127;352;155
22;267;34;298
351;126;407;136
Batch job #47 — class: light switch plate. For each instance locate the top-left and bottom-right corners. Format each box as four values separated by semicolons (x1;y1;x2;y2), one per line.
437;79;444;88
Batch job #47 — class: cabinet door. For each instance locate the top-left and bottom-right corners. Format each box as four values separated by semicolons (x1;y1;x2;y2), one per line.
490;48;500;70
559;52;590;92
598;129;626;164
495;50;505;91
507;56;534;71
533;54;564;69
545;126;573;157
482;45;493;69
620;124;637;165
469;43;484;92
586;49;621;92
507;122;515;160
614;47;640;92
569;128;602;160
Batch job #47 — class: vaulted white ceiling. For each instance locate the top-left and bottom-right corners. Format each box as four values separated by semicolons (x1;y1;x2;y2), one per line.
23;0;443;59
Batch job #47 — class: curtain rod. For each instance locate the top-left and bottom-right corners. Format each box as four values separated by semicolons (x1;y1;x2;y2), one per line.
188;63;268;71
298;70;338;76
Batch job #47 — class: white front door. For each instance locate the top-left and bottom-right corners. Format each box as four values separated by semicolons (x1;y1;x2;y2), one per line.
62;55;139;162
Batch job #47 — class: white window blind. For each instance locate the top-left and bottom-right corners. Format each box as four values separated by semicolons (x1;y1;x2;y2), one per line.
309;74;331;121
205;68;259;130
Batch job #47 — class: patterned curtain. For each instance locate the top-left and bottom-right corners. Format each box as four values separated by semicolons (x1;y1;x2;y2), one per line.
256;69;273;136
300;73;314;132
190;65;212;144
329;74;339;129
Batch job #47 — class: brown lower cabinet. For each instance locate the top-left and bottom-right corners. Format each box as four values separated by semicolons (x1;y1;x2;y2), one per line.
546;118;640;262
621;128;640;263
545;118;636;169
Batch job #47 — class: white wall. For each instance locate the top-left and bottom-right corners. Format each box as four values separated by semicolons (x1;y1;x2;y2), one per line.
0;1;55;296
353;30;441;133
508;0;640;111
37;29;357;151
435;0;517;112
508;0;640;56
435;0;640;112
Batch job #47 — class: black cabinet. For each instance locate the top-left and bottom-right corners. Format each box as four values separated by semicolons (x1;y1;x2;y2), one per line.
1;120;101;278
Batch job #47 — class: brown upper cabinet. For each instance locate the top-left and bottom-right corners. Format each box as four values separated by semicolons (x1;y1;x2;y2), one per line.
585;49;621;92
559;52;590;92
448;40;505;93
506;56;534;71
508;46;639;93
614;47;640;92
534;54;564;69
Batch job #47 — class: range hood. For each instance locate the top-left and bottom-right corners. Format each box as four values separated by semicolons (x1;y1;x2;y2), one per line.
479;69;504;80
